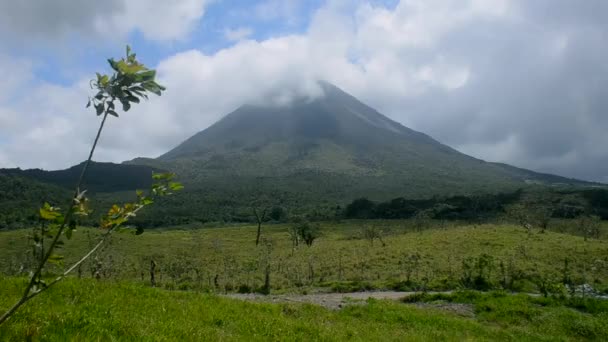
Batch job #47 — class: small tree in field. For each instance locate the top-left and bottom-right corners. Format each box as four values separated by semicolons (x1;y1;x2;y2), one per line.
577;214;601;241
361;225;386;247
0;46;183;325
294;221;321;247
531;205;553;234
252;206;268;246
507;203;533;235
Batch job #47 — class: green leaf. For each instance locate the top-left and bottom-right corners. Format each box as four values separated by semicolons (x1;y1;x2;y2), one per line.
142;81;162;96
108;58;119;72
135;70;156;82
127;95;140;103
108;110;119;117
169;182;184;191
95;103;104;116
48;254;64;265
121;100;131;112
48;254;63;266
116;60;145;74
40;203;61;221
152;172;174;180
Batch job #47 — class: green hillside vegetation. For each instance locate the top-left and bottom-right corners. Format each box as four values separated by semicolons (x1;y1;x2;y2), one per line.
0;161;161;193
0;174;71;229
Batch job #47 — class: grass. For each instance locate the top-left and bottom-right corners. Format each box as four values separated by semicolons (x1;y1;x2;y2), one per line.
403;291;608;340
0;220;607;293
1;220;608;340
2;278;607;341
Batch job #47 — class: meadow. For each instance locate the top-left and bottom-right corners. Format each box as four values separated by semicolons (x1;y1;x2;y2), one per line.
1;220;607;294
1;220;608;340
1;278;608;341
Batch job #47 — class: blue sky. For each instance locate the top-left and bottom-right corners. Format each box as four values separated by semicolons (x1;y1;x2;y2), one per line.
3;0;325;86
0;0;607;182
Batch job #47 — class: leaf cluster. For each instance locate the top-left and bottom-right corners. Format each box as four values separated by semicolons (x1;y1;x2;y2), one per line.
87;45;165;117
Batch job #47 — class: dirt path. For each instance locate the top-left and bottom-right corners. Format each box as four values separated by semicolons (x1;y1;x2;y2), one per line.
226;291;448;310
226;289;607;314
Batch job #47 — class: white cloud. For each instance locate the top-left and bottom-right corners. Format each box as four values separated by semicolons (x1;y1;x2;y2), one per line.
224;27;254;42
0;0;211;42
1;0;608;182
104;0;210;42
254;0;303;24
0;54;34;102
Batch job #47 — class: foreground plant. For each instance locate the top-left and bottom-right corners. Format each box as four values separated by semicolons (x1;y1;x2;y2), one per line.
0;46;182;325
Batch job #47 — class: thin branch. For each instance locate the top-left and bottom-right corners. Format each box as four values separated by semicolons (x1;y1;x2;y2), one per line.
0;112;109;326
25;227;117;302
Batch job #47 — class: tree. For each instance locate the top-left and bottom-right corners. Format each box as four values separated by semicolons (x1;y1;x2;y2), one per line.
253;206;268;246
507;203;533;235
577;215;601;241
294;221;321;247
345;198;376;219
0;46;182;326
268;206;286;222
361;225;386;247
530;205;553;233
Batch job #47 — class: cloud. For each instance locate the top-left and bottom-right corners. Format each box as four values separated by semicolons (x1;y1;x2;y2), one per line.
254;0;305;24
0;54;34;102
1;0;607;183
0;0;211;42
224;27;254;42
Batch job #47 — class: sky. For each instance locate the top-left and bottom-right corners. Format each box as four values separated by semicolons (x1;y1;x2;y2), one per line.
0;0;607;183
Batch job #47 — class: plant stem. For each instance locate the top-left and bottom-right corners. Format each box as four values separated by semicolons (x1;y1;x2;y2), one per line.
0;112;109;326
23;225;118;302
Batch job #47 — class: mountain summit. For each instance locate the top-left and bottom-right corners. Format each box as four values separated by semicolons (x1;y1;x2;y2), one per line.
160;81;448;163
129;81;590;200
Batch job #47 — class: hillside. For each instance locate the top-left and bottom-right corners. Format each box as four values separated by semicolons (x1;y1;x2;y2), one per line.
1;82;601;225
0;161;162;193
0;162;162;228
143;82;592;188
121;82;596;221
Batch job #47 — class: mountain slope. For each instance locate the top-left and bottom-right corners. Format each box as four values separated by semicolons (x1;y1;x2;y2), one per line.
140;81;592;193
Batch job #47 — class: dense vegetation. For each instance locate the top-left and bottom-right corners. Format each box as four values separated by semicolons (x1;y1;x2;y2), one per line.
1;161;161;193
2;174;607;229
345;188;608;221
0;174;70;228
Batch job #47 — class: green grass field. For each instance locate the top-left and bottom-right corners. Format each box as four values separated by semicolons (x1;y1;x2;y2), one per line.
1;221;607;293
1;278;607;341
1;220;607;340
